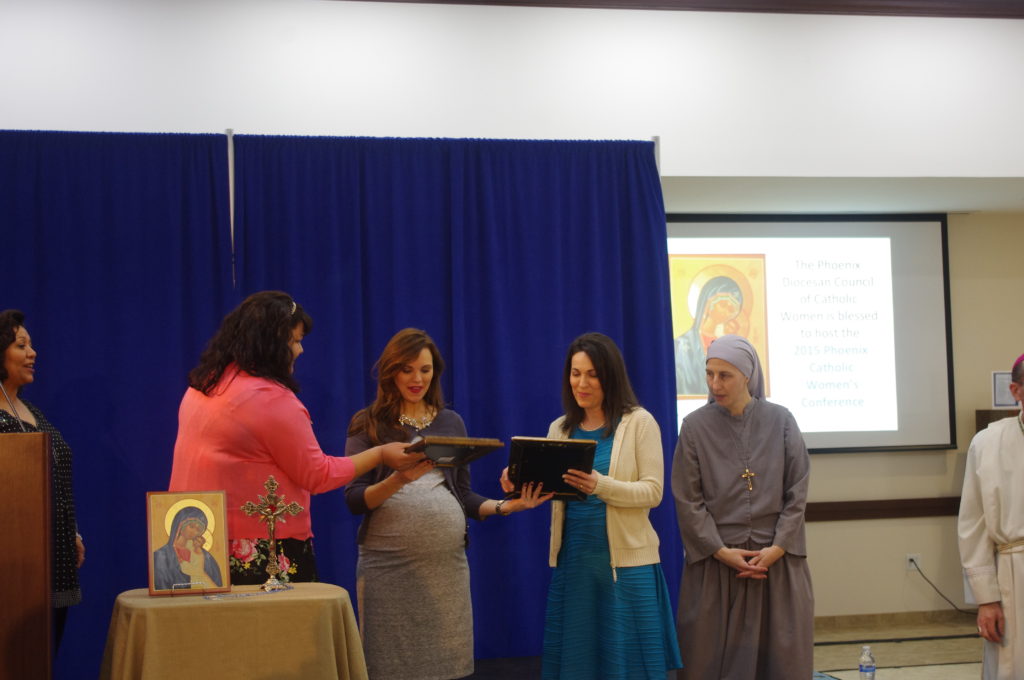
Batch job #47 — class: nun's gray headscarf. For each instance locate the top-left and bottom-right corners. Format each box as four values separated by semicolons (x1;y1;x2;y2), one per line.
706;334;765;400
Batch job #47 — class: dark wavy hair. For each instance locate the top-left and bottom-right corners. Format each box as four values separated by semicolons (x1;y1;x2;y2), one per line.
0;309;27;384
348;328;446;445
188;291;312;395
560;332;639;438
1013;355;1024;386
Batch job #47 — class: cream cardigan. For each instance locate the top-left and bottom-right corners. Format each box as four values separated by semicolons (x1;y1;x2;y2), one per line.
547;407;665;572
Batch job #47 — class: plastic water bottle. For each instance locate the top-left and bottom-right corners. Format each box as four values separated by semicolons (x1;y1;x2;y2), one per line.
858;645;876;679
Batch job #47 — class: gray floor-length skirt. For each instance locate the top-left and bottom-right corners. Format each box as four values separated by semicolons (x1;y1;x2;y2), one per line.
677;540;814;680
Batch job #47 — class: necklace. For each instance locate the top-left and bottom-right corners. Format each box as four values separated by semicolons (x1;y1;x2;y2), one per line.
725;400;756;493
0;383;27;433
1017;411;1024;437
398;409;435;431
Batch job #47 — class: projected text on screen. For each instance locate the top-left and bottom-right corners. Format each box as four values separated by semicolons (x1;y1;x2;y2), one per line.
669;237;897;435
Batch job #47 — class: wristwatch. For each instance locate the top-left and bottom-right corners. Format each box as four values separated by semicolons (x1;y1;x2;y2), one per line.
495;499;510;516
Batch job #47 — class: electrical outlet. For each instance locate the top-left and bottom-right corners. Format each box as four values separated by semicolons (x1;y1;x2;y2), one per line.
906;553;921;571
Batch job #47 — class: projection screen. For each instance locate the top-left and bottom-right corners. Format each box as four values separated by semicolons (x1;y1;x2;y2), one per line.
667;214;955;453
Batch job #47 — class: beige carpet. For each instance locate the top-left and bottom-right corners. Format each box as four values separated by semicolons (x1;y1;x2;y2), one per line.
823;663;981;679
814;610;983;678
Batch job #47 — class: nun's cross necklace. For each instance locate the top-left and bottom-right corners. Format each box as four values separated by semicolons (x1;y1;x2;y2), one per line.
741;467;756;491
727;399;756;492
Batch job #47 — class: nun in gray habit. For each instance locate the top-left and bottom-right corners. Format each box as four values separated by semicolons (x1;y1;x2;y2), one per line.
671;334;813;680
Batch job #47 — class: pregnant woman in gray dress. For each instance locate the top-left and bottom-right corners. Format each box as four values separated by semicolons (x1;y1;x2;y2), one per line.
345;328;550;680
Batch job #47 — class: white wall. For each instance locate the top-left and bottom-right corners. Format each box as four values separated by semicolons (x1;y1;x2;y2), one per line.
2;0;1023;177
808;211;1024;616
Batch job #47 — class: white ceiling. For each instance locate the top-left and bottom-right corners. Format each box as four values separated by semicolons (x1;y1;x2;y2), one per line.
660;177;1024;214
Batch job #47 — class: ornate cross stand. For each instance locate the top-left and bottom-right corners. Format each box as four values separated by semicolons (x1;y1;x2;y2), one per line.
241;476;304;591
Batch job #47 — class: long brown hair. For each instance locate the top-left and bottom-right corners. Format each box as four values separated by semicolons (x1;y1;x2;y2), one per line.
188;291;312;394
560;332;639;438
349;328;446;445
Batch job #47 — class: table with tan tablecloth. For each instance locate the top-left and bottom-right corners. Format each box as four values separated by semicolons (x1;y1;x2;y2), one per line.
100;583;366;680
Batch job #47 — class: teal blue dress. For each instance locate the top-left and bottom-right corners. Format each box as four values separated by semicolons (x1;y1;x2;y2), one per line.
542;426;682;679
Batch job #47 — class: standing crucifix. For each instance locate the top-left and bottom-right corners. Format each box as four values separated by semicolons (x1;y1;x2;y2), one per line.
241;475;304;591
741;467;756;492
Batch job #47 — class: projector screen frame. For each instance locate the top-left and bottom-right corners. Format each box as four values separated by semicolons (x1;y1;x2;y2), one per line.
665;212;957;455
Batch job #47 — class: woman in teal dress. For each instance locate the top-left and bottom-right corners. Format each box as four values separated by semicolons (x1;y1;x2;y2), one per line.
510;332;681;679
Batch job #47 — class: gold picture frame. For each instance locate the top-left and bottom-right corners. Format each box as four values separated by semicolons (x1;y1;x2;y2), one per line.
147;490;231;596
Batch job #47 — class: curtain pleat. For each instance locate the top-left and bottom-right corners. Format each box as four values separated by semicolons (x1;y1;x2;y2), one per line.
1;131;676;665
0;130;232;676
233;135;678;658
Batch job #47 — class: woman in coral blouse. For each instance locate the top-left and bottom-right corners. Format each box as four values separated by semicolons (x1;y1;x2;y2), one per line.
169;291;418;584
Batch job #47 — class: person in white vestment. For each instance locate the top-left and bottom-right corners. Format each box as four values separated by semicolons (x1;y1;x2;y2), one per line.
958;352;1024;680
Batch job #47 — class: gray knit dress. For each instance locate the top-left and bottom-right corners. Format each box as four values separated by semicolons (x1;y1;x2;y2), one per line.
346;411;475;680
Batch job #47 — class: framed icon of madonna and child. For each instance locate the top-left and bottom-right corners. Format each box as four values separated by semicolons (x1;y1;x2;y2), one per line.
147;491;231;596
669;254;769;398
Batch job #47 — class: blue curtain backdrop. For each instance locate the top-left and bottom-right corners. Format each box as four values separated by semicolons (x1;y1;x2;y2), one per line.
233;136;680;659
0;131;232;678
1;131;677;675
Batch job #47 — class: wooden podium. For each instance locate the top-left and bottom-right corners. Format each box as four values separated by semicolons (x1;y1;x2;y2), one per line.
0;432;53;680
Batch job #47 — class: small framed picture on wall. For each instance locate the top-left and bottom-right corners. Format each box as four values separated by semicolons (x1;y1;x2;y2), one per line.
992;371;1017;409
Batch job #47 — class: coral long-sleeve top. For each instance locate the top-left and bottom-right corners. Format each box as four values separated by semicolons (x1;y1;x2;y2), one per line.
169;366;355;540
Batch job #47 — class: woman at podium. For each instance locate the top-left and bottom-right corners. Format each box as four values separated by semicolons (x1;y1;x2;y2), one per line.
168;291;417;584
0;309;84;648
345;328;549;680
531;332;681;679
